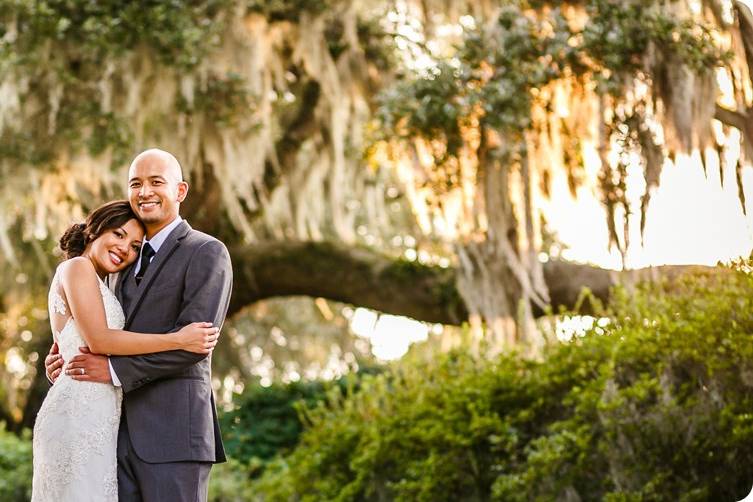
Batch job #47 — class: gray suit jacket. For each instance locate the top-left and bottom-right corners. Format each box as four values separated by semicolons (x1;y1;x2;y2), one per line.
111;221;231;464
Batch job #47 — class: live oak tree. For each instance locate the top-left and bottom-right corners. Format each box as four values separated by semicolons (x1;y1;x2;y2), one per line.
0;0;750;426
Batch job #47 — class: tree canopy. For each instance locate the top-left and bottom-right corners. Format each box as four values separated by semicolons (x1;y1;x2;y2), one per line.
0;0;751;426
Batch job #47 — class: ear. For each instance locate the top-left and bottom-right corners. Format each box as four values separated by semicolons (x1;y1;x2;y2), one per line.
176;181;189;203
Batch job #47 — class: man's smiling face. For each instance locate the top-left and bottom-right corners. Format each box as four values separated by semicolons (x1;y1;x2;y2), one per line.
127;150;188;237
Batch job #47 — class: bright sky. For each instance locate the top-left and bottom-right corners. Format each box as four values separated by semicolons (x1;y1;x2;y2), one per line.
544;146;753;270
350;308;433;360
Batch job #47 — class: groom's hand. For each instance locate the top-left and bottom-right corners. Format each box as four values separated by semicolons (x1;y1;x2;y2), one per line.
66;347;112;383
44;342;64;383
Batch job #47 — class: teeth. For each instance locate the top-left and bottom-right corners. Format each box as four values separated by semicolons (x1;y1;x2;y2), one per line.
109;252;123;264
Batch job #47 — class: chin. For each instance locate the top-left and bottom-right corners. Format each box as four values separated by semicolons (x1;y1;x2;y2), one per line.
138;213;163;223
112;263;130;273
103;265;120;275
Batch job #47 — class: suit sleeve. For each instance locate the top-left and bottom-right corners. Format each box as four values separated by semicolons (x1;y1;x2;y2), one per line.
109;240;233;393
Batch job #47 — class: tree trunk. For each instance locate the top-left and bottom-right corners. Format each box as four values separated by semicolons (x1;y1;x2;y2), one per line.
714;2;753;159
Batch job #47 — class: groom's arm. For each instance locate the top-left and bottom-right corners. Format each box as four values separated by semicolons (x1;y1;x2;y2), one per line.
109;240;233;393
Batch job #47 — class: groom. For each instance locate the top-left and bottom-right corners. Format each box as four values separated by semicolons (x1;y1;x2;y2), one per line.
44;149;232;501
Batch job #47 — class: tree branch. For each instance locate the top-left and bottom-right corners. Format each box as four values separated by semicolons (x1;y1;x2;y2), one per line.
18;242;712;431
715;104;752;159
715;104;748;131
736;1;753;91
228;241;713;324
229;241;466;324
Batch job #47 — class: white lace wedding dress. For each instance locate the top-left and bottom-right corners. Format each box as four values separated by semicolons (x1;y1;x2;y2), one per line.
32;269;123;501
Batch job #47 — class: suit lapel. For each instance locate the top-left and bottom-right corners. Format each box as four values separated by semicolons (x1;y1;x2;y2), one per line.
113;268;130;305
124;221;191;328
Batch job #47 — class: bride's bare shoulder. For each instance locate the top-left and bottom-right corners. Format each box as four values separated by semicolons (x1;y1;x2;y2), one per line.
58;257;98;284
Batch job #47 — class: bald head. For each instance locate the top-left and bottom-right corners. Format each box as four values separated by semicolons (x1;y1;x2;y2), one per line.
129;148;184;183
127;148;189;238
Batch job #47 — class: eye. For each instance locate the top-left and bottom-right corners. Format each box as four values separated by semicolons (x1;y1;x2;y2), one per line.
113;230;123;238
132;245;141;253
153;180;163;185
129;182;141;189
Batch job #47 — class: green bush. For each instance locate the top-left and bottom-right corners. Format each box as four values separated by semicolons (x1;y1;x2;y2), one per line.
208;457;259;502
210;369;383;500
251;267;753;501
219;367;383;468
0;424;32;502
220;380;331;474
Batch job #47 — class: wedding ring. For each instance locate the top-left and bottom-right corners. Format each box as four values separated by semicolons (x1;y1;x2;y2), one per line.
80;368;85;375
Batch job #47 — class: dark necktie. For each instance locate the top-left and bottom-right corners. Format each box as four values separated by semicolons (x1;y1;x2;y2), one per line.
135;243;155;285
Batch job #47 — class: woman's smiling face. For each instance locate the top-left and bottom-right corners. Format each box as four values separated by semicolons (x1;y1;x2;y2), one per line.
85;218;144;277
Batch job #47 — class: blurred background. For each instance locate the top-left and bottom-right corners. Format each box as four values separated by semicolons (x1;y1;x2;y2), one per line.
1;0;753;499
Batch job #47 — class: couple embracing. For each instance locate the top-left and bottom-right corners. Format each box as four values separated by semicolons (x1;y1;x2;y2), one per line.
33;149;232;501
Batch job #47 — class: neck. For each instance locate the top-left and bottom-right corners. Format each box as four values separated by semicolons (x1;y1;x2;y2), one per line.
145;215;179;240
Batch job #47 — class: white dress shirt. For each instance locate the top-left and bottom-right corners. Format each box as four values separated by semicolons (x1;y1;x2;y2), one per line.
109;216;184;386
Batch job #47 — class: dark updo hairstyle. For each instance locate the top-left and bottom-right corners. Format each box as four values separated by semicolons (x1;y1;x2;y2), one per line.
59;200;142;259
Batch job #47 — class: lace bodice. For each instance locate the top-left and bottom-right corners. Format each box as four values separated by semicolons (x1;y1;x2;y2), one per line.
47;268;125;359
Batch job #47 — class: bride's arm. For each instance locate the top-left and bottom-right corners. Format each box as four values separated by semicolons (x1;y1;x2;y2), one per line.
60;257;217;355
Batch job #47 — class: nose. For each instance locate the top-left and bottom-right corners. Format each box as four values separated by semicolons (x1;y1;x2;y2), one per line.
115;241;128;255
138;183;152;198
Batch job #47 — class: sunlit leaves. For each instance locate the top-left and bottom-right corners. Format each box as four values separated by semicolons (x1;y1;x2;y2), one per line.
378;0;726;157
378;62;468;157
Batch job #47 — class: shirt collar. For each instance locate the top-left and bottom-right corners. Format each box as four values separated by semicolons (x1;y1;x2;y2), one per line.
144;215;183;254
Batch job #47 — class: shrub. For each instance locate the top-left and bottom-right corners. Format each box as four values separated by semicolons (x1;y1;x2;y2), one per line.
211;367;383;500
251;266;753;500
0;424;32;502
220;380;330;470
220;367;382;468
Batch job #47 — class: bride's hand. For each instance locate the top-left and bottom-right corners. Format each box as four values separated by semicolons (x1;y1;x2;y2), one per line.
176;322;220;354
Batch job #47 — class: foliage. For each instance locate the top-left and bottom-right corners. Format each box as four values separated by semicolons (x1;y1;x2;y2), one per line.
0;0;233;168
220;380;330;472
375;0;734;266
218;367;382;473
245;0;331;22
0;424;32;502
251;266;753;500
1;0;230;69
378;0;726;155
0;0;394;186
208;458;257;502
209;370;383;500
210;381;337;501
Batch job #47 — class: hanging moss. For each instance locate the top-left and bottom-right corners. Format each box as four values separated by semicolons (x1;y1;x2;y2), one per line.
0;99;132;168
176;72;257;128
0;0;399;252
374;0;735;342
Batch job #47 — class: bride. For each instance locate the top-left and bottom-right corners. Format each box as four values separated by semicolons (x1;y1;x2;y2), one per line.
32;200;219;501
